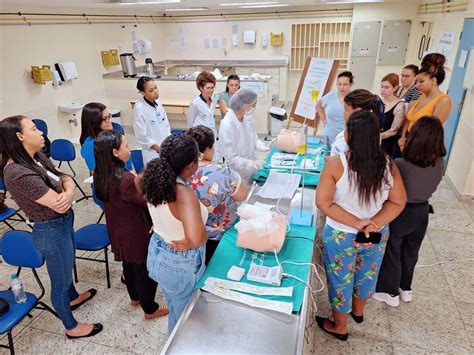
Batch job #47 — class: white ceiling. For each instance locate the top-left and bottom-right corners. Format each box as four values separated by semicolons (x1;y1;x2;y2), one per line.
2;0;390;14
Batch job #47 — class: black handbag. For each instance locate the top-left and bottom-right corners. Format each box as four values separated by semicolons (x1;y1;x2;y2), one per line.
0;298;9;316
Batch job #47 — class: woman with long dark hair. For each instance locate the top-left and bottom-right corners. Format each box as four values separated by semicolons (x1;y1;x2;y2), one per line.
316;110;406;341
0;116;102;339
93;130;169;320
80;102;132;172
185;125;248;264
330;89;384;156
141;134;208;334
374;116;445;306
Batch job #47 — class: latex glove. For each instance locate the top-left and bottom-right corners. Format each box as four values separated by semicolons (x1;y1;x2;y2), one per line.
252;160;264;170
256;139;270;152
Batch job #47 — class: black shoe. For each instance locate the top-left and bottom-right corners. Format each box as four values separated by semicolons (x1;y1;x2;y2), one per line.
315;316;349;341
66;323;103;339
350;311;364;324
70;288;97;311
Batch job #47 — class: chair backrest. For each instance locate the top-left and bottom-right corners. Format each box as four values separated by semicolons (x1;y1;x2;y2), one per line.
0;176;5;192
171;129;185;135
112;122;124;135
92;184;105;211
130;150;144;173
2;230;44;268
50;139;76;162
32;119;48;137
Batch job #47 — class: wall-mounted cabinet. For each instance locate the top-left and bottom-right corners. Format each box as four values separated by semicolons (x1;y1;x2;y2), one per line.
290;22;351;71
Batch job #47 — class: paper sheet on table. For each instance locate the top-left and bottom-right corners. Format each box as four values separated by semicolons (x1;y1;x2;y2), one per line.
256;171;301;200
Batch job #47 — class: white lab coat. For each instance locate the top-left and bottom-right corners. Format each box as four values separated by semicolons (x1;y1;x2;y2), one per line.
187;95;217;136
218;109;258;186
133;97;171;165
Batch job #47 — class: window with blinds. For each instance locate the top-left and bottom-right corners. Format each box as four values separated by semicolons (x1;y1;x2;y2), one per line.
290;22;351;70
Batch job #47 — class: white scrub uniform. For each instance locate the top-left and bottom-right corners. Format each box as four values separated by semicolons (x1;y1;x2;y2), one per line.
187;95;218;136
133;97;171;165
218;109;258;186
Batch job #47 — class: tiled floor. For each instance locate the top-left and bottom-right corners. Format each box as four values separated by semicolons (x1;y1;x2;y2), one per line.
0;128;473;354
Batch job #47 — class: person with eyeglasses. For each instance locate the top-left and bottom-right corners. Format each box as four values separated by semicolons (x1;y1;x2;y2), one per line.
187;71;218;136
133;76;171;165
396;64;421;104
80;102;133;173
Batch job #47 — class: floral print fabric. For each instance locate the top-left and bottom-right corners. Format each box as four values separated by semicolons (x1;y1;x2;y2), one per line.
189;163;241;241
321;224;389;313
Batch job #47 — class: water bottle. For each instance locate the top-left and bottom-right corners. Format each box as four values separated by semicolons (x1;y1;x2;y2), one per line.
11;274;27;304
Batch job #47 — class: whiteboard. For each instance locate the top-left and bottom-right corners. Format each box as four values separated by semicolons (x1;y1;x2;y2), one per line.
294;58;334;120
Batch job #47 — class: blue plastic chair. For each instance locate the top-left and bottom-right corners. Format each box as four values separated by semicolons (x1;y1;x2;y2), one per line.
112;122;124;135
0;178;28;231
91;184;104;224
0;230;58;354
73;224;111;288
50;139;88;202
130;150;144;173
32;119;48;137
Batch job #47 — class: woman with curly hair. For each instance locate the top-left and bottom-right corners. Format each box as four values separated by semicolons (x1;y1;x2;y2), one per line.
141;133;208;334
187;71;218;135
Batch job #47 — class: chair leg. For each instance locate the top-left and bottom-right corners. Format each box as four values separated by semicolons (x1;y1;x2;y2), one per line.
7;330;14;355
96;211;104;224
67;162;76;177
104;247;111;289
15;267;21;278
37;301;60;319
58;161;63;169
73;177;89;202
73;263;78;283
3;220;15;230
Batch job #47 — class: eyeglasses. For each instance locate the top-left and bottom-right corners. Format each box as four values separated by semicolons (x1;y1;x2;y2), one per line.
102;115;111;122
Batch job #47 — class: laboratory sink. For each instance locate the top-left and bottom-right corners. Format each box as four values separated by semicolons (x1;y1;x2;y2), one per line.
58;102;84;114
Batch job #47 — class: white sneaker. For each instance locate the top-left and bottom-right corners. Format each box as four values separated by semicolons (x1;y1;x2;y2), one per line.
373;292;400;307
399;289;413;302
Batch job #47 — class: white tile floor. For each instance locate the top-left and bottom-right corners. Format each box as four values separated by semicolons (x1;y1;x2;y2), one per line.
0;127;473;354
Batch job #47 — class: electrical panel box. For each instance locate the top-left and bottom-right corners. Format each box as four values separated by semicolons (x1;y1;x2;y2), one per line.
243;30;257;44
378;20;412;65
350;56;379;91
351;21;382;58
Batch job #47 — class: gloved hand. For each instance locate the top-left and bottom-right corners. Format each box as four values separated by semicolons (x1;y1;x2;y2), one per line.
256;139;270;152
252;160;264;170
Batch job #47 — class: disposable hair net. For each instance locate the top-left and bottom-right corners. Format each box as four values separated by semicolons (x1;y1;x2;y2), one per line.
230;89;258;112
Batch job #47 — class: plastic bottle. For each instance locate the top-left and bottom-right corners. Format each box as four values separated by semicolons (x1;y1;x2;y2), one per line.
11;274;27;304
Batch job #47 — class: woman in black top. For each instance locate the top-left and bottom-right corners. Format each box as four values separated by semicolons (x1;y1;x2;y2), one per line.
374;116;445;307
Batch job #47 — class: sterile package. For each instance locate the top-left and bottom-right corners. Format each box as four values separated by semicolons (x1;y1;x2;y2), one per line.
206;277;293;297
227;266;246;281
256;171;301;199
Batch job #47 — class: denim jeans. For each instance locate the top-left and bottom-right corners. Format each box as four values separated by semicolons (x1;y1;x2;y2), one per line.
147;233;206;334
32;210;79;330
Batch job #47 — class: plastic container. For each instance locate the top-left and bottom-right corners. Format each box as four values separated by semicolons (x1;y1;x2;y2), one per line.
11;274;27;304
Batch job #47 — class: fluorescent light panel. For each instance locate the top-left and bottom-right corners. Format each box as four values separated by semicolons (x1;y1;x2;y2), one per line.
219;2;280;6
118;1;180;5
163;7;208;11
240;3;289;8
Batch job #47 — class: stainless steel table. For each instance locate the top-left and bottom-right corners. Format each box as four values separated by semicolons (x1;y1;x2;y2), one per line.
161;185;318;355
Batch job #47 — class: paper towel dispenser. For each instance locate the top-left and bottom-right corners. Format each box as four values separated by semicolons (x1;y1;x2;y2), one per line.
55;61;78;81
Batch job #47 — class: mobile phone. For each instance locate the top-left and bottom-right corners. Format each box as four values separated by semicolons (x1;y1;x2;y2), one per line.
355;231;382;244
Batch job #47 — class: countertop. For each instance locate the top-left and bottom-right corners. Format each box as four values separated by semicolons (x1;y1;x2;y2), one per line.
103;70;273;82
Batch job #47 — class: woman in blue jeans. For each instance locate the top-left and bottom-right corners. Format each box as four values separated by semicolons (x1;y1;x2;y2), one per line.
140;133;208;334
0;115;103;339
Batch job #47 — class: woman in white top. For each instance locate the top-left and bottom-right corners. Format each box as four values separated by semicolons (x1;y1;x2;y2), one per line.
187;71;218;136
133;76;171;165
140;134;208;334
316;110;406;341
218;89;264;187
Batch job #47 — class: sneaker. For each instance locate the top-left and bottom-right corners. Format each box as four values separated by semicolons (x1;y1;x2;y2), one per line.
399;289;413;302
372;292;400;307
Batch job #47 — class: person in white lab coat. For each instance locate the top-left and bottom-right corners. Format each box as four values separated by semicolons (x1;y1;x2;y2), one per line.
218;89;265;186
187;71;218;135
133;76;171;165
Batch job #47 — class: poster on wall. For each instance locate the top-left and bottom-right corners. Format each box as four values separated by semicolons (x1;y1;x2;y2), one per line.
294;58;334;120
436;32;456;64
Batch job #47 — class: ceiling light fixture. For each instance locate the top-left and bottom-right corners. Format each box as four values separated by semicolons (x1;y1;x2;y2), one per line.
219;2;279;6
240;3;289;8
118;1;180;5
